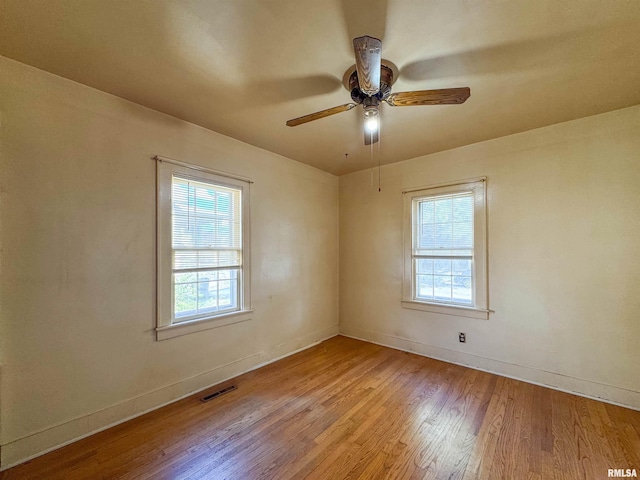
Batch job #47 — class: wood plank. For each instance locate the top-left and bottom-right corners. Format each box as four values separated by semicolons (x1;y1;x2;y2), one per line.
286;103;356;127
2;336;639;480
352;36;382;96
385;87;470;106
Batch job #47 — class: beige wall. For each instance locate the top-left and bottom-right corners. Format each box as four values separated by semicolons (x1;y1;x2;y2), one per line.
339;105;640;409
2;51;640;470
0;56;339;467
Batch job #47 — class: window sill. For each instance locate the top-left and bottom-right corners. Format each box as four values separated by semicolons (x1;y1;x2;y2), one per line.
156;309;254;340
401;300;489;320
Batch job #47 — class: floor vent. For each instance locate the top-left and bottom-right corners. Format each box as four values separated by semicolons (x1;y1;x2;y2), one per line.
200;385;237;403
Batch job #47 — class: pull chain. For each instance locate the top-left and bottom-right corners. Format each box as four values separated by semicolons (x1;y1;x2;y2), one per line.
377;122;381;192
369;129;375;191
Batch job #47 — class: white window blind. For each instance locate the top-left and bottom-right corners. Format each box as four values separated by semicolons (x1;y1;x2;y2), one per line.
171;176;242;321
414;192;474;305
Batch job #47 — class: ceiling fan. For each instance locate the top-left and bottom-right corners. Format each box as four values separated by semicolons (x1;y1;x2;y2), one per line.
286;36;471;145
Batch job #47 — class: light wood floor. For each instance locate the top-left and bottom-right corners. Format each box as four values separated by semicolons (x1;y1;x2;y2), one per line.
2;336;639;479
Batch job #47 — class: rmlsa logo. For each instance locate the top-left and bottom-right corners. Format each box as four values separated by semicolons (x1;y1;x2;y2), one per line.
609;469;638;478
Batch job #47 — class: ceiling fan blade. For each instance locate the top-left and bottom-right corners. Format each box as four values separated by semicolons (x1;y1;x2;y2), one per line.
385;87;470;106
286;103;357;127
364;129;379;145
353;36;382;96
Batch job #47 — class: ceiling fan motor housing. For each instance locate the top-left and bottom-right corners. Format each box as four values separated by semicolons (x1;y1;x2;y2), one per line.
349;64;394;104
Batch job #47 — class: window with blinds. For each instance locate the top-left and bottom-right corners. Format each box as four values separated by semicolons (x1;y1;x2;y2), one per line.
171;176;242;321
414;192;474;305
156;158;252;339
402;178;488;319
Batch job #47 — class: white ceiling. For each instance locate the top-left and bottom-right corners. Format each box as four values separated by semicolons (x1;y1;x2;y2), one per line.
1;0;639;175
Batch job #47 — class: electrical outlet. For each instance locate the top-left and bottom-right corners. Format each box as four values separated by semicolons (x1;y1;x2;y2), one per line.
459;332;466;343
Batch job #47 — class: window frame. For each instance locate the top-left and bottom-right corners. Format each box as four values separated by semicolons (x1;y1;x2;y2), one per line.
402;178;489;320
156;160;252;340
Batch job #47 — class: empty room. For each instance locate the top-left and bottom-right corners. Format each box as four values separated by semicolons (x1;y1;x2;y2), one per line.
1;1;639;479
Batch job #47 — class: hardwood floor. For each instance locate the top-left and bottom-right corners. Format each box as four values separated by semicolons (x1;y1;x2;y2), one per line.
2;336;639;479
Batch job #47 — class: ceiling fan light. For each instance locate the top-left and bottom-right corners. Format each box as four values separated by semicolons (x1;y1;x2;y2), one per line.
363;106;379;132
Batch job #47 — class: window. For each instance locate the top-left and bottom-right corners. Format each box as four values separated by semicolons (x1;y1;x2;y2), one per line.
156;159;252;340
402;178;488;319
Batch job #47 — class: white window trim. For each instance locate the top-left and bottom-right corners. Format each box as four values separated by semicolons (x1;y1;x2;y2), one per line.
402;177;489;320
156;159;252;340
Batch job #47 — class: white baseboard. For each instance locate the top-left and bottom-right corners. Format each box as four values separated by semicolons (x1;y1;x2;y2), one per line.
0;325;339;471
340;327;640;411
